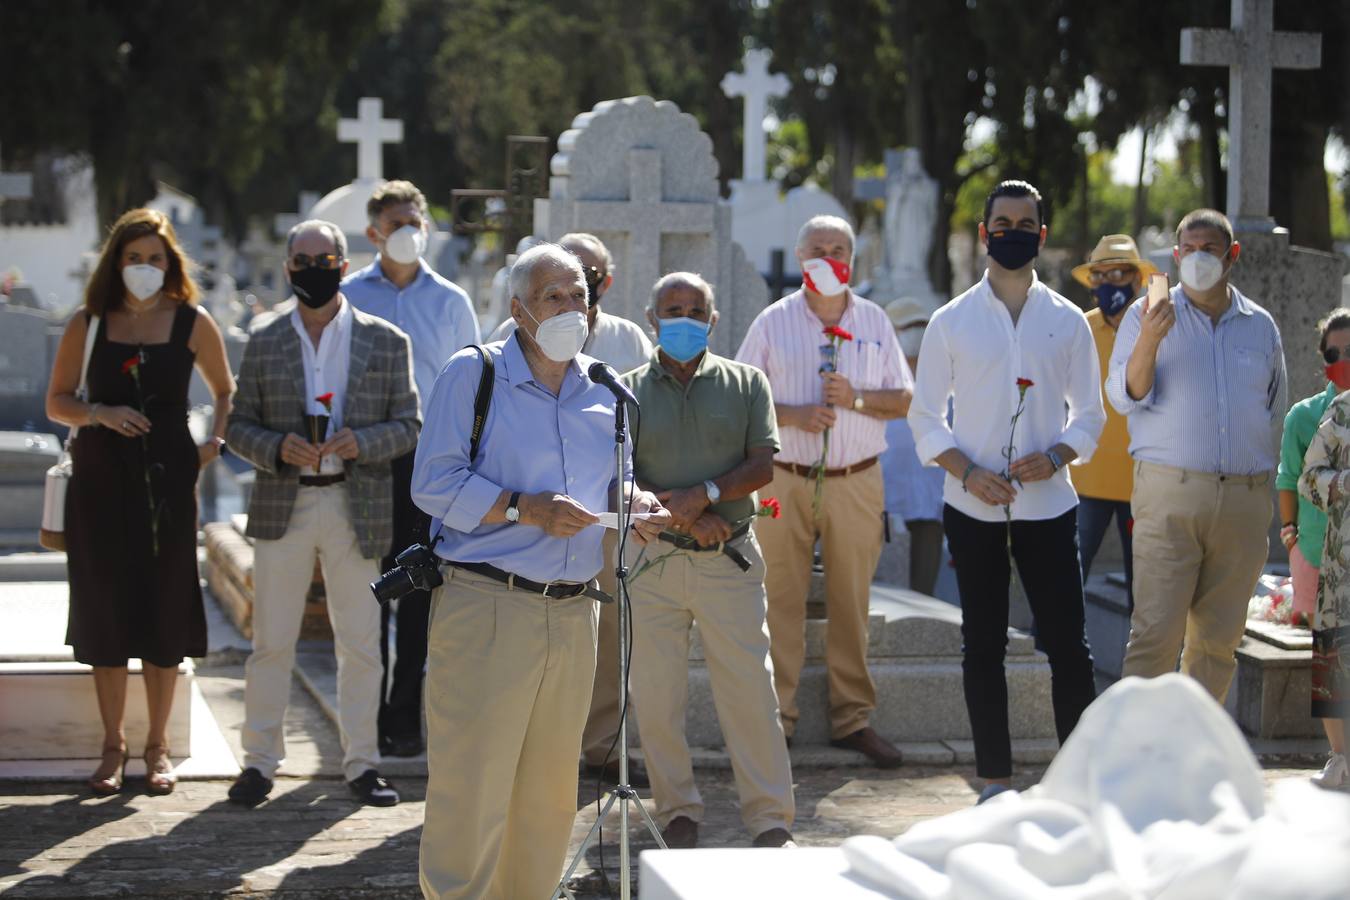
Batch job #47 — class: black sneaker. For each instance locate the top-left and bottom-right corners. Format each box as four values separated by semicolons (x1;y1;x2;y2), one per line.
348;769;400;807
227;767;273;807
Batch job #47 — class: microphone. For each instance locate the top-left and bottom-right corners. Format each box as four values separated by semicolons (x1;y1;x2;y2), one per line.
588;361;640;407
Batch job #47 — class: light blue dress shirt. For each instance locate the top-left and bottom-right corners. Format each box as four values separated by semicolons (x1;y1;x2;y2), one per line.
342;257;480;406
1106;284;1286;475
411;332;630;583
882;417;946;522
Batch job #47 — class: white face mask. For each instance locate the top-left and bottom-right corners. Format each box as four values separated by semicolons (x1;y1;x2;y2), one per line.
522;308;588;362
122;264;165;301
382;224;426;265
1178;250;1226;293
898;326;925;358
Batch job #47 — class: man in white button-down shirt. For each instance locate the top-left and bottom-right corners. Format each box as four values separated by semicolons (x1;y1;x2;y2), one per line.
909;181;1103;802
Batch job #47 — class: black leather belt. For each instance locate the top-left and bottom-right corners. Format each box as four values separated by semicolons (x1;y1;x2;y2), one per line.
299;473;345;486
448;560;613;603
657;522;753;572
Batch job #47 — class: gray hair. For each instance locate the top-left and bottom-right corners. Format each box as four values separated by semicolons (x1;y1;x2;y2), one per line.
795;214;855;255
287;219;347;260
509;243;585;305
650;271;714;310
559;232;614;275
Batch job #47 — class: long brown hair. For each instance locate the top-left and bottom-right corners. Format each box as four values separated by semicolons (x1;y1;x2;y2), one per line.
84;208;201;315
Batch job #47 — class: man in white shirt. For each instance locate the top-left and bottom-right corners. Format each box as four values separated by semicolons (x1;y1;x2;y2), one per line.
909;181;1103;803
342;180;478;758
490;232;654;784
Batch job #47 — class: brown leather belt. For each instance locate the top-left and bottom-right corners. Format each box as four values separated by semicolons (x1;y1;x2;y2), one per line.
299;473;346;487
774;456;878;479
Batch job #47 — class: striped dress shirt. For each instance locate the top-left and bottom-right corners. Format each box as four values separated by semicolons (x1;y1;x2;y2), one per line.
735;289;913;468
1105;284;1286;475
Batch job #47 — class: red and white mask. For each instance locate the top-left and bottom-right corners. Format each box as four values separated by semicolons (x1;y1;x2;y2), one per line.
802;257;851;296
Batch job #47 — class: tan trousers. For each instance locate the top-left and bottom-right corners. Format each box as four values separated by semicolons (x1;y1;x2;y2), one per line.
419;567;598;900
580;529;622;766
756;463;884;739
626;532;795;835
1122;461;1272;701
245;486;381;781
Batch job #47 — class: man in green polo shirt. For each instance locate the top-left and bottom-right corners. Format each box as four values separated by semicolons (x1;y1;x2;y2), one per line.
621;272;796;850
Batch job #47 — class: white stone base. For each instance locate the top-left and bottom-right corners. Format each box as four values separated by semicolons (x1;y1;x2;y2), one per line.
640;848;888;899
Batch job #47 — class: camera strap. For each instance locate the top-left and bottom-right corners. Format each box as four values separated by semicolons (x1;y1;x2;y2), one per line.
469;345;494;462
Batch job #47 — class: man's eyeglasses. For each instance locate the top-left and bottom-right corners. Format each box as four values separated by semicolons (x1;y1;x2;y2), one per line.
289;253;343;270
1087;266;1139;286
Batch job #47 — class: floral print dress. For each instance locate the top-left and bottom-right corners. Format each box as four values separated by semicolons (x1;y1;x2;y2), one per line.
1297;392;1350;720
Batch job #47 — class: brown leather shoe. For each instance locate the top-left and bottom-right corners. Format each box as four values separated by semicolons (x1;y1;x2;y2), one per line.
752;827;797;848
660;815;699;849
829;726;903;768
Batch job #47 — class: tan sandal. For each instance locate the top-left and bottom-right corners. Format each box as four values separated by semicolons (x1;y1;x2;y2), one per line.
143;744;177;795
89;744;127;796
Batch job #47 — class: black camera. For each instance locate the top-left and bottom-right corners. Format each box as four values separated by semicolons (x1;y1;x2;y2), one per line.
370;542;444;605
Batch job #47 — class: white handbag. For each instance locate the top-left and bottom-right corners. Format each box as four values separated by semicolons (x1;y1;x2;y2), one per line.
40;315;100;551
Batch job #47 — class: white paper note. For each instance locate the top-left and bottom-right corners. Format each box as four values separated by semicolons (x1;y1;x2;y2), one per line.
596;512;658;530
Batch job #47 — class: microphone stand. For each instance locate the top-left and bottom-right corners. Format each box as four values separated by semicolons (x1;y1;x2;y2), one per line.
553;397;666;900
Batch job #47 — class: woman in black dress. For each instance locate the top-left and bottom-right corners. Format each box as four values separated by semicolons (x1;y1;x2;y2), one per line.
45;208;235;795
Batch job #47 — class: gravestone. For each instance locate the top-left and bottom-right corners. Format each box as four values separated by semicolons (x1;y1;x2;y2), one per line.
308;97;405;266
721;50;850;281
533;95;768;355
0;144;34;203
1181;0;1343;406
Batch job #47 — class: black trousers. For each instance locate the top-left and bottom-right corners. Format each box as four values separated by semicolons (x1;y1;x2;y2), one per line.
379;450;433;740
943;504;1097;779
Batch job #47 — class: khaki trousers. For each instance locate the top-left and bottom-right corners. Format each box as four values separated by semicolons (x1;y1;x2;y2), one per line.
1122;461;1272;701
419;567;598;900
244;486;381;781
626;532;795;835
756;463;884;739
580;529;623;766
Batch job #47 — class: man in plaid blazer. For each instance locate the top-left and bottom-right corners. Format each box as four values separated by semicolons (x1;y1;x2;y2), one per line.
226;220;421;808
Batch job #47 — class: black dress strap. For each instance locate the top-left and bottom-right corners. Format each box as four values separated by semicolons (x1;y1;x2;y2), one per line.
169;303;197;347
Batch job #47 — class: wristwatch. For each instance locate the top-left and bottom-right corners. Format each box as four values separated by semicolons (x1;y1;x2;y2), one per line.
852;394;865;412
213;436;228;458
703;480;721;504
1046;449;1064;472
505;491;522;524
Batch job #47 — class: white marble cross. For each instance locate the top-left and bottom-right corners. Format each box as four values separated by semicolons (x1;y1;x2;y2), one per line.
721;49;790;183
337;97;404;182
1181;0;1321;230
0;144;33;202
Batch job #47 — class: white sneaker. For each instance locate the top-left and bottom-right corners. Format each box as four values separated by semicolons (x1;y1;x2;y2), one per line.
1310;753;1347;789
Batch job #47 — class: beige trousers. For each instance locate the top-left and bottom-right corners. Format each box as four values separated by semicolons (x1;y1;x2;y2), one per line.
1122;461;1272;702
626;532;795;835
580;529;623;766
419;567;598;900
244;485;381;781
755;463;884;739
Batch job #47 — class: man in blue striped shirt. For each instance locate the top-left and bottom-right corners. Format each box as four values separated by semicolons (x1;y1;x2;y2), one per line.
1106;208;1287;702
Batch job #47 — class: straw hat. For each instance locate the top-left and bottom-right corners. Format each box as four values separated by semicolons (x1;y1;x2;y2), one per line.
886;298;930;329
1070;234;1159;288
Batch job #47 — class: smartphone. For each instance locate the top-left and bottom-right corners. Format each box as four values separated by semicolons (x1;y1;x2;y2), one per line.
1145;273;1168;312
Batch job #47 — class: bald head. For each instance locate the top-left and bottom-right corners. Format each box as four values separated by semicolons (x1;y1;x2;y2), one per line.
651;271;714;311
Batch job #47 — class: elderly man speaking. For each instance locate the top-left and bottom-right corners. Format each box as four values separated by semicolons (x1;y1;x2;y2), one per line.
411;243;669;900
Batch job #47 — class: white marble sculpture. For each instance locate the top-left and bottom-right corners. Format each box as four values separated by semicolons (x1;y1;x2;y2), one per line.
841;674;1350;899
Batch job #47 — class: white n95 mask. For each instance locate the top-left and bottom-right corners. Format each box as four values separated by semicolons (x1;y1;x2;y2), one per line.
383;225;427;265
122;264;165;301
1179;250;1226;293
524;309;588;362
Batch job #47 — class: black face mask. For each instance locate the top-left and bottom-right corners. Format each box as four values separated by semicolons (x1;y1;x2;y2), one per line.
290;266;341;308
985;229;1041;271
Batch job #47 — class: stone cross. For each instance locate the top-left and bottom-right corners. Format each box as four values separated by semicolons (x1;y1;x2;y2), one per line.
337;97;404;182
720;49;790;183
0;145;33;202
1180;0;1321;231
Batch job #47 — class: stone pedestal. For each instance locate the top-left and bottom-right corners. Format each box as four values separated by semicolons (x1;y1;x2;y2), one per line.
203;518;333;641
1228;620;1322;739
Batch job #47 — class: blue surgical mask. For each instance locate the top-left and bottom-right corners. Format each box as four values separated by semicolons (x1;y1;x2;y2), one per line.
657;316;710;363
1093;282;1133;317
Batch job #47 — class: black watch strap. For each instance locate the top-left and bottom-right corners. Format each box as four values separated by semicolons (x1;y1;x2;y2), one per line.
506;491;522;524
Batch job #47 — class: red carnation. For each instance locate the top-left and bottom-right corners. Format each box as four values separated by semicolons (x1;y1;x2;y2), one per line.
1016;377;1034;388
121;355;140;375
824;325;854;342
759;497;782;519
315;392;334;412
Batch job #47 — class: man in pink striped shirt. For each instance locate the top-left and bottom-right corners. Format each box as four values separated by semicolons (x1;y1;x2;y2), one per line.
736;215;914;766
